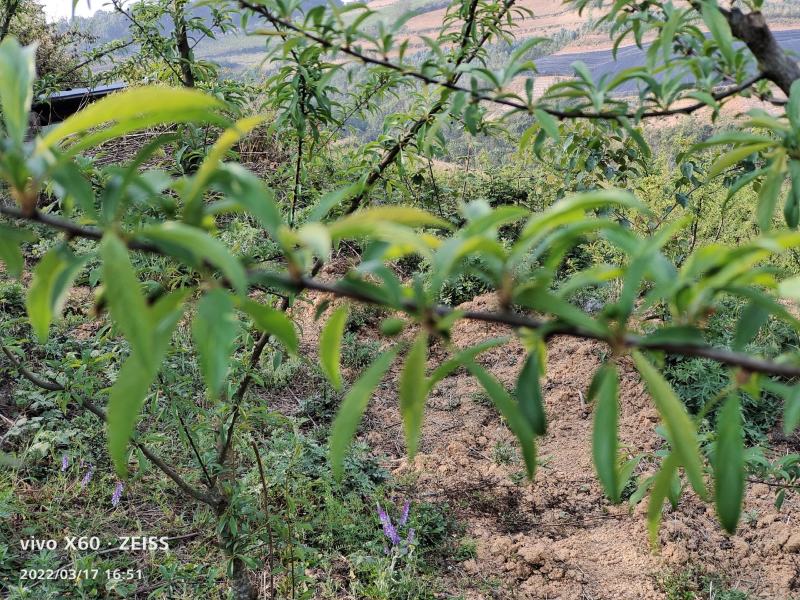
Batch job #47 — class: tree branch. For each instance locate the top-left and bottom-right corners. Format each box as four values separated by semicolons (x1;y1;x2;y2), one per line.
250;272;800;379
5;202;800;378
720;8;800;96
236;0;766;129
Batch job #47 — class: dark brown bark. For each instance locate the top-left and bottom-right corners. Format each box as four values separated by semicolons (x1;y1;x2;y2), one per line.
722;8;800;96
0;0;21;42
173;0;195;88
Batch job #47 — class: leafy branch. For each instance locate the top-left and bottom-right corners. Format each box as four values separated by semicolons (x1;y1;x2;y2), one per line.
3;203;800;378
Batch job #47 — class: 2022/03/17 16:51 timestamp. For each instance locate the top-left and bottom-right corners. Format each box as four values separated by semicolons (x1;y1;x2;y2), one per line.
19;568;143;580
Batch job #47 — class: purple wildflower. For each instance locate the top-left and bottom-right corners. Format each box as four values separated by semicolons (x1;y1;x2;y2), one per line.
60;454;69;472
399;501;410;526
377;503;400;546
407;528;415;545
111;481;124;507
80;465;95;488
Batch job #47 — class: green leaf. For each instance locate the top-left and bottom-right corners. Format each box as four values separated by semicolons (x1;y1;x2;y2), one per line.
466;361;538;479
25;244;87;342
788;80;800;130
516;189;647;251
241;299;298;355
183;116;266;224
100;234;153;362
757;155;786;231
320;305;348;390
427;337;510;391
701;0;735;66
633;352;706;498
534;108;560;141
328;206;452;240
591;364;620;503
516;350;547;435
642;326;705;346
308;184;362;222
732;301;769;351
519;290;608;337
399;333;429;459
786;160;800;229
647;453;679;546
330;349;398;478
107;354;156;477
193;289;239;398
0;38;35;146
140;222;247;294
784;385;800;434
707;143;773;179
107;290;186;477
714;394;744;534
0;224;34;278
39;86;225;151
210;164;282;236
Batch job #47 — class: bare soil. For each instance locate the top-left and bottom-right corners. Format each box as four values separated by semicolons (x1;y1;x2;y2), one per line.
289;268;800;599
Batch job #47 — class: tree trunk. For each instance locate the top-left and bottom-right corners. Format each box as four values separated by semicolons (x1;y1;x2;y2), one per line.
173;0;195;88
0;0;21;42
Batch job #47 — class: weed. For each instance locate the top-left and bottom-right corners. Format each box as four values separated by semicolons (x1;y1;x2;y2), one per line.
658;566;751;600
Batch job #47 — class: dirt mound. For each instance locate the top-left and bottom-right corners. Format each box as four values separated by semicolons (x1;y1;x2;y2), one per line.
292;286;800;599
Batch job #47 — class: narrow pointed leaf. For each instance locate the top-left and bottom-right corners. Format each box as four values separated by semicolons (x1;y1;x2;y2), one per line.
0;38;35;146
591;364;620;503
193;289;239;397
647;453;679;546
732;302;769;351
714;394;744;534
466;361;538;479
141;223;247;294
633;352;706;498
785;385;800;434
330;349;398;478
107;354;156;477
320;305;348;390
399;333;429;459
26;244;87;342
107;290;186;477
241;299;298;355
100;234;153;362
517;351;547;435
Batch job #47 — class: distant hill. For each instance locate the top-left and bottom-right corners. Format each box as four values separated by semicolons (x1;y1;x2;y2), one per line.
63;1;342;47
61;0;800;79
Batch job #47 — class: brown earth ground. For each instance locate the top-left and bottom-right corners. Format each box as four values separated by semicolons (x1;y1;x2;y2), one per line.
281;263;800;599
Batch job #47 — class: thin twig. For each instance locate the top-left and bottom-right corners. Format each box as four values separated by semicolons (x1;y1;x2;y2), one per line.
251;440;276;600
1;340;221;507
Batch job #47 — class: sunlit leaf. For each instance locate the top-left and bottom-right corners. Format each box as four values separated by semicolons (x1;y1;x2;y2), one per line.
40;87;225;151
